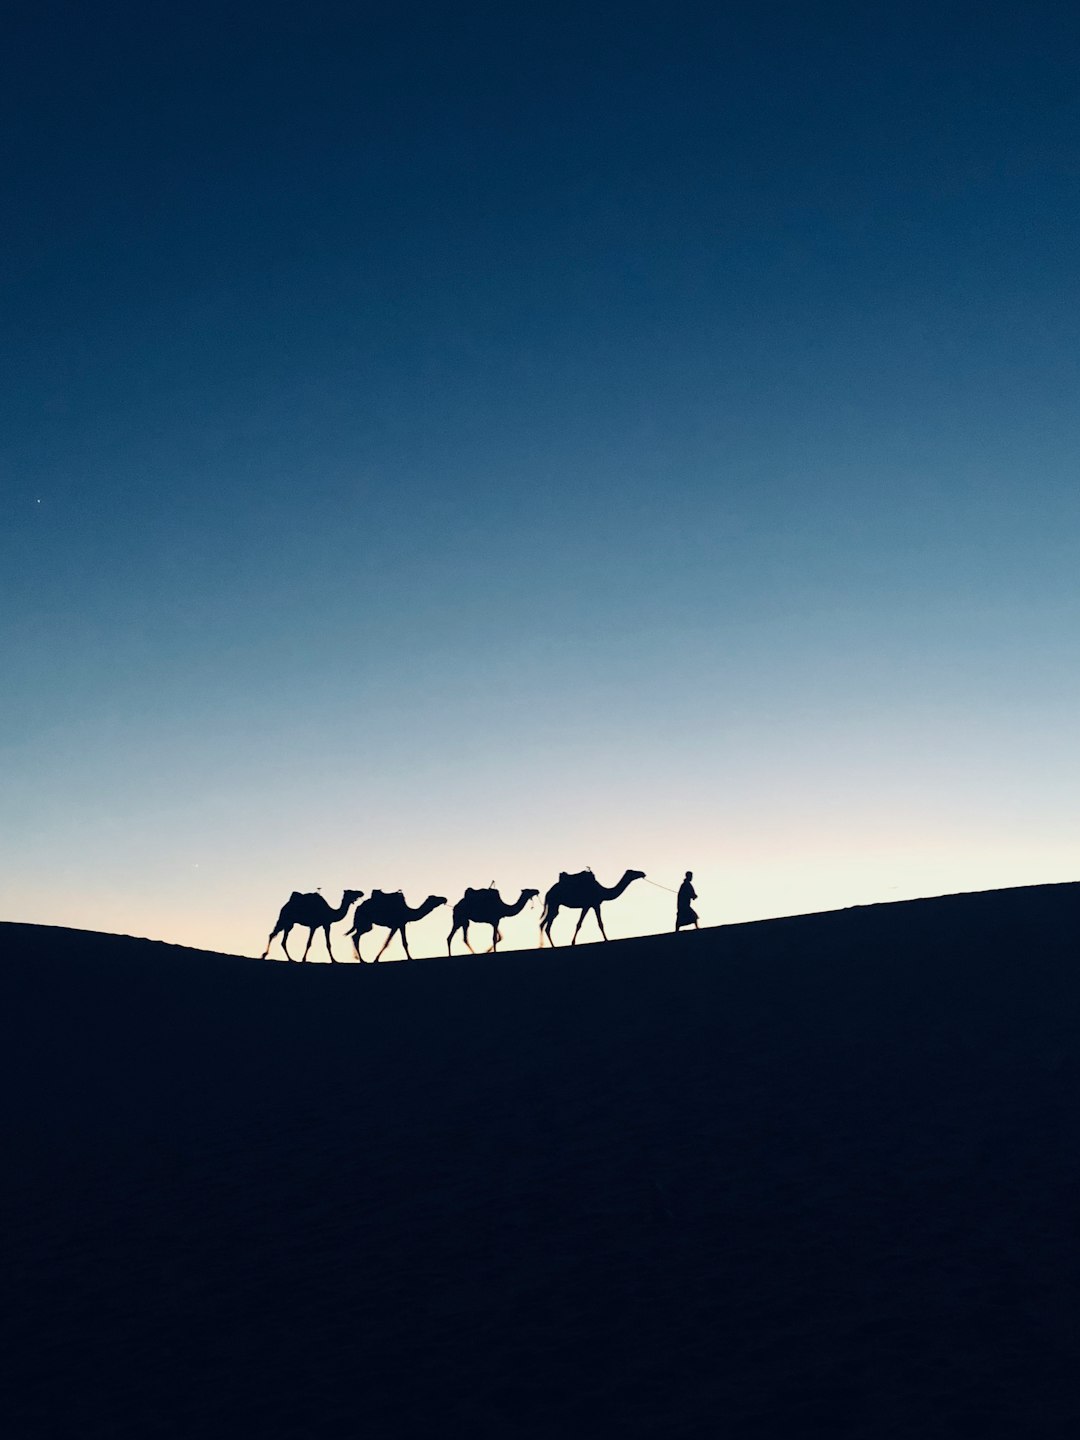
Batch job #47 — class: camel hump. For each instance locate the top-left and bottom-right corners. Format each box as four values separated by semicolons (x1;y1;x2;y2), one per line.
288;890;305;903
560;869;593;886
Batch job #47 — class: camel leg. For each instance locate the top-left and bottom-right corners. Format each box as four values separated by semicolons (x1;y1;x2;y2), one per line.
595;906;609;941
447;924;458;956
373;929;393;963
401;927;413;960
463;922;475;954
571;909;587;945
300;927;315;962
323;925;336;963
262;927;280;960
541;905;558;947
281;926;294;962
488;924;500;953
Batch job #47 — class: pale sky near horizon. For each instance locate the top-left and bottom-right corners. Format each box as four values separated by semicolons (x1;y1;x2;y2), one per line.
4;1;1080;957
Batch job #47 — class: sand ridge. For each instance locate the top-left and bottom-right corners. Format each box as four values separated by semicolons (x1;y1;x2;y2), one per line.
6;884;1080;1437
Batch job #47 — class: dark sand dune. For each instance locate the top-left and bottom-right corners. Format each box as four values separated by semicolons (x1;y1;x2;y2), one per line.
6;884;1080;1438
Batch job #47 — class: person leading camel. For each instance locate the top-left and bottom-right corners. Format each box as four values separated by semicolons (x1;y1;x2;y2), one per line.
675;871;699;931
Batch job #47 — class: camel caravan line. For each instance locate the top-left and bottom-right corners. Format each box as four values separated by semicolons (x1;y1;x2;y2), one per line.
262;869;647;963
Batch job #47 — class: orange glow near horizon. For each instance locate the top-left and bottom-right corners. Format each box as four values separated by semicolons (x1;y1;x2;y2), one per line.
7;827;1077;962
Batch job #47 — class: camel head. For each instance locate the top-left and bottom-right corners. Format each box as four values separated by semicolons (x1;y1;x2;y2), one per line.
605;870;646;897
343;889;365;905
522;888;540;902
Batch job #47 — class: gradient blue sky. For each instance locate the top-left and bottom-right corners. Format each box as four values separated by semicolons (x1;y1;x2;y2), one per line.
3;0;1079;956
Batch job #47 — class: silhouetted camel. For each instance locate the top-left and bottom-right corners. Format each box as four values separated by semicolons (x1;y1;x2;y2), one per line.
540;869;645;947
262;888;364;963
347;890;447;962
447;887;540;955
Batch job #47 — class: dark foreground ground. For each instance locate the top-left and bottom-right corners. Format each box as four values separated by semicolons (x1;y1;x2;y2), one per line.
6;884;1080;1438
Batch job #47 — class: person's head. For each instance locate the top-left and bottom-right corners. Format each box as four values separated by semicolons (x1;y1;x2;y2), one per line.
685;871;693;881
